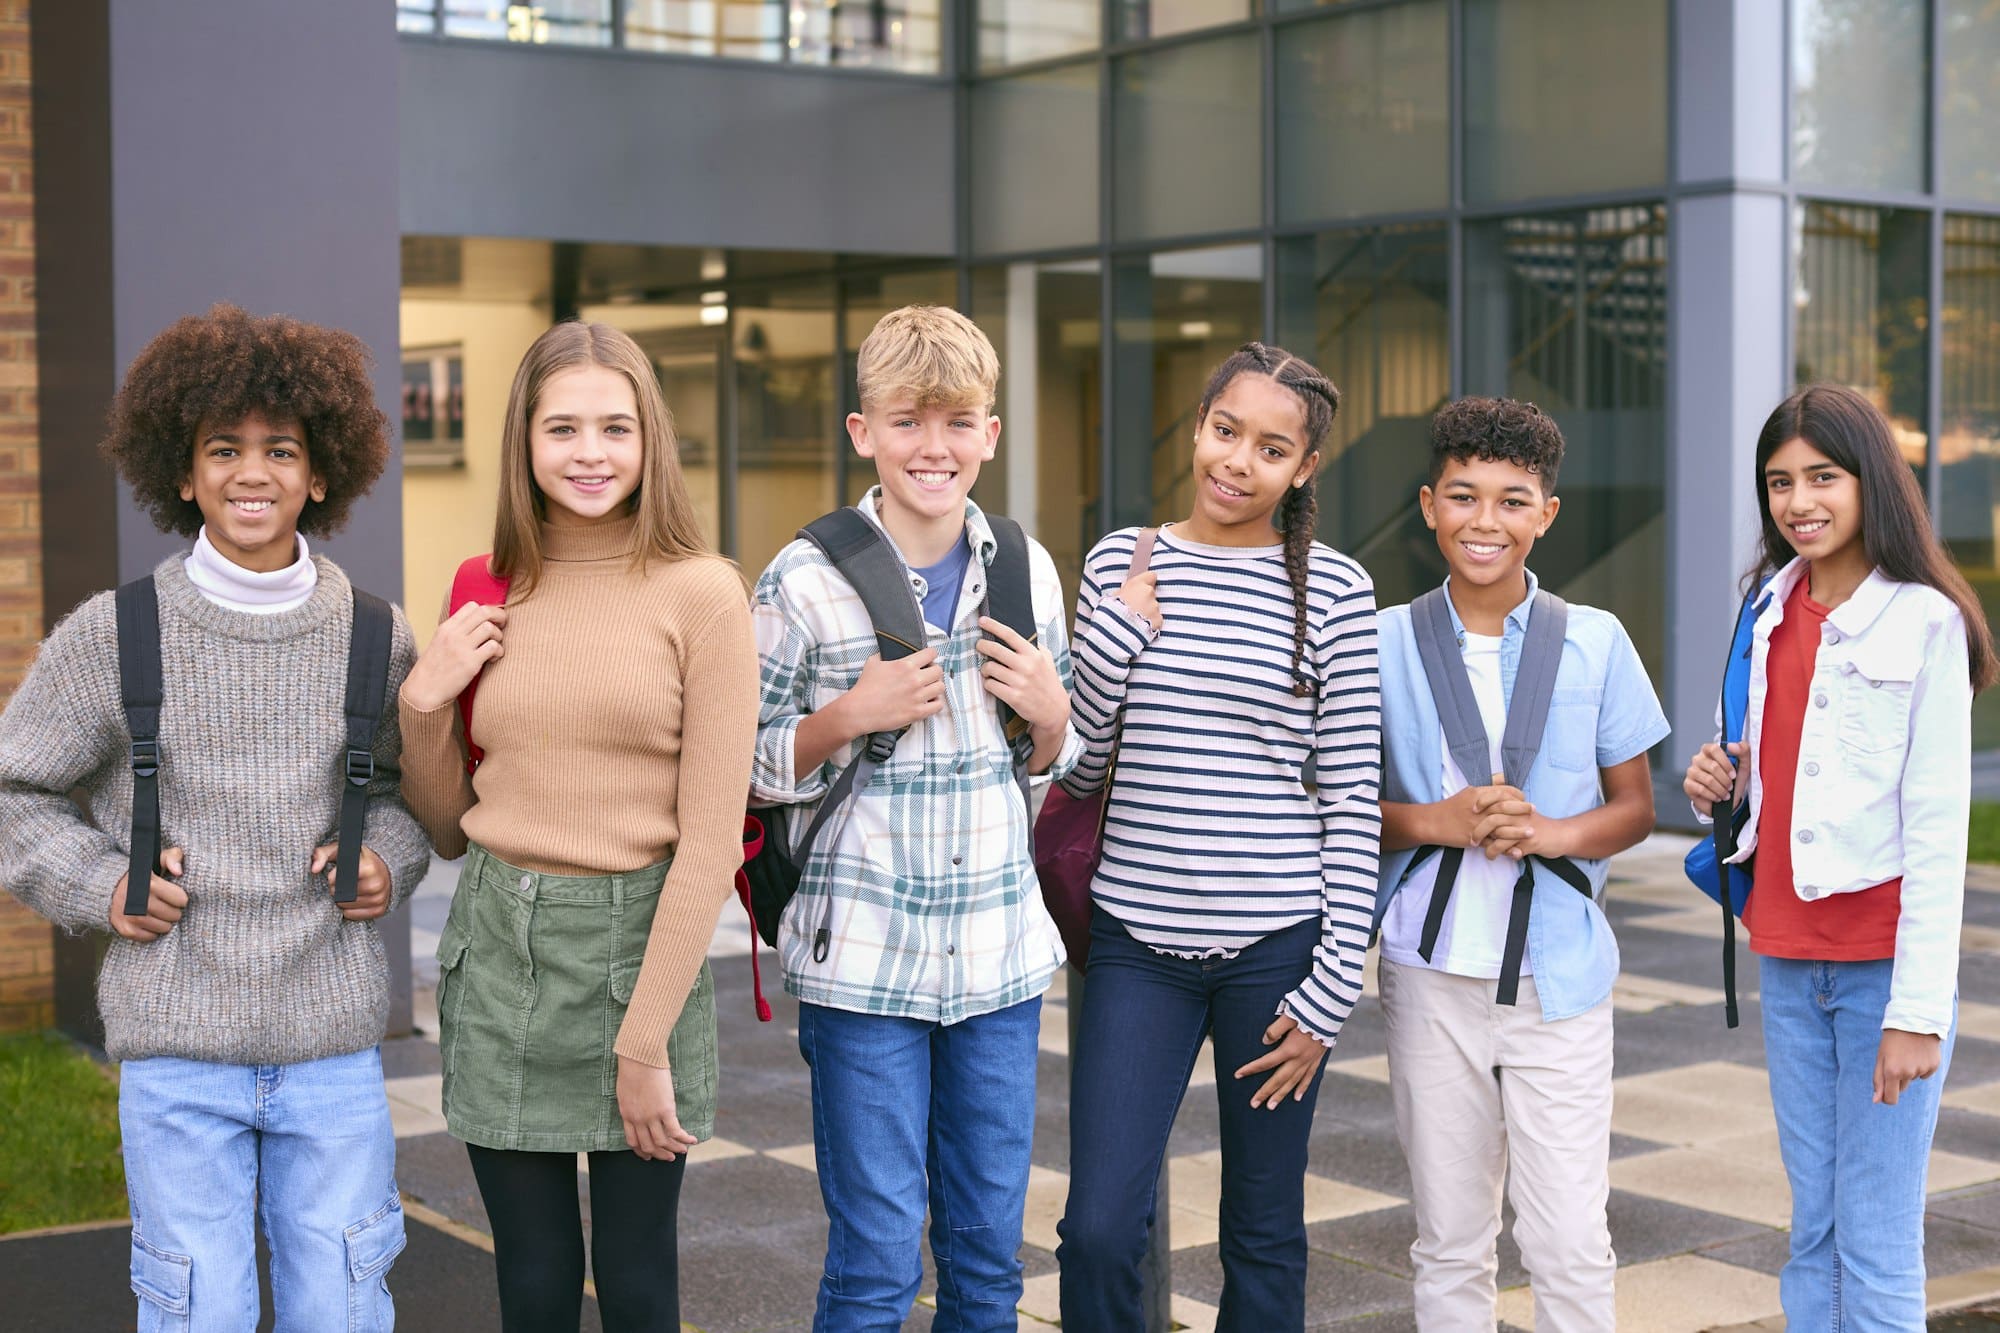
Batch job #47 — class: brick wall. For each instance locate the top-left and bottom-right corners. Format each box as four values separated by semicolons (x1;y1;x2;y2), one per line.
0;0;50;1034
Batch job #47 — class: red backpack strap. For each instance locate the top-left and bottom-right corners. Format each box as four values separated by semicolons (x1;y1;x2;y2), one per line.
448;555;510;774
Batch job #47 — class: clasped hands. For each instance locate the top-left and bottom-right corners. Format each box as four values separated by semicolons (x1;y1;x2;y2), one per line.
1441;775;1569;862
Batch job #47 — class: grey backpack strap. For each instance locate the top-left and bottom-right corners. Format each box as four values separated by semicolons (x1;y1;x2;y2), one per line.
1496;590;1569;788
1411;588;1492;785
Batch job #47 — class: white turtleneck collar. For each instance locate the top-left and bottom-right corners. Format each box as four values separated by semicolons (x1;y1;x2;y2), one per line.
183;527;318;613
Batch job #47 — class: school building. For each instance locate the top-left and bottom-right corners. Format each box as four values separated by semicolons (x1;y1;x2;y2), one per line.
2;0;1998;1033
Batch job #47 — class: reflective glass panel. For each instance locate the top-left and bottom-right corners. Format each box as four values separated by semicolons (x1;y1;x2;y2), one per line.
972;64;1101;256
1113;35;1262;243
622;0;940;69
970;261;1105;592
1938;214;2000;755
734;284;839;577
1794;201;1932;471
1115;0;1254;41
978;0;1100;68
1463;205;1670;688
443;1;612;45
1942;0;2000;205
1462;0;1667;205
1274;223;1449;604
1276;1;1448;224
1106;244;1265;528
1793;0;1927;194
398;2;439;35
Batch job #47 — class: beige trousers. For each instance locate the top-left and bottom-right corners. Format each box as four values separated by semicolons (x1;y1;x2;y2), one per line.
1380;958;1616;1333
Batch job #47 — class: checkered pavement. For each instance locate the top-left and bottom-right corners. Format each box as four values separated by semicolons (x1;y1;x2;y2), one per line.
390;838;2000;1331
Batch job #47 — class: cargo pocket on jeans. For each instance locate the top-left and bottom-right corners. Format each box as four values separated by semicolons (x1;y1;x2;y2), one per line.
130;1232;191;1332
343;1191;406;1333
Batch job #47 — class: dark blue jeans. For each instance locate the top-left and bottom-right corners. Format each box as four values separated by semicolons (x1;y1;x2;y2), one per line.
1057;909;1327;1333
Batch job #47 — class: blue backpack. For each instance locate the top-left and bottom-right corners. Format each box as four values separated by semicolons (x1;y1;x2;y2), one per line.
1682;579;1771;1028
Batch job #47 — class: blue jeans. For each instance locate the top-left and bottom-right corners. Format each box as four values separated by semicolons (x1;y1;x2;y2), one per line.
119;1047;405;1332
797;997;1042;1333
1058;910;1327;1333
1761;956;1957;1331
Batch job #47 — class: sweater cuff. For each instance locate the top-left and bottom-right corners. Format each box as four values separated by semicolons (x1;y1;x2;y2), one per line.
55;849;132;935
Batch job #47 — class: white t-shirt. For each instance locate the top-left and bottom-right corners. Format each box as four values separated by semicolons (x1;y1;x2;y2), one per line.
1379;630;1530;978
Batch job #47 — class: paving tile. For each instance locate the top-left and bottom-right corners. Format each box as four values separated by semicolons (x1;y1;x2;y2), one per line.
1930;1183;2000;1232
1934;1106;2000;1165
1496;1253;1781;1331
1325;1054;1391;1084
394;1131;489;1235
1021;1163;1071;1253
1172;1243;1421;1323
1944;1081;2000;1118
1611;973;1727;1013
1959;1001;2000;1047
1610;1147;1796;1228
1608;1061;1773;1147
1929;1149;2000;1194
1622;905;1727;939
764;1142;821;1174
687;1135;758;1164
1965;925;2000;958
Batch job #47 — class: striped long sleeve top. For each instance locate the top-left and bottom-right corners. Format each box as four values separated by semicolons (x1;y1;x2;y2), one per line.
1062;525;1382;1046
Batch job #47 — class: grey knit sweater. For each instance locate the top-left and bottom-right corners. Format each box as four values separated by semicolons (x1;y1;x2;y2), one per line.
0;556;433;1064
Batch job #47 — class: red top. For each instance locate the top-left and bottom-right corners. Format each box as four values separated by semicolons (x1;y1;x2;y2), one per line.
1747;577;1901;959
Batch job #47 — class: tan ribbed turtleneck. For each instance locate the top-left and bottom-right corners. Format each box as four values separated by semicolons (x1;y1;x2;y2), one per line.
398;514;758;1067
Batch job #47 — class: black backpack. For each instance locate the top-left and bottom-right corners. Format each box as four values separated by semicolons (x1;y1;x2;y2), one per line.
740;508;1037;961
114;575;394;914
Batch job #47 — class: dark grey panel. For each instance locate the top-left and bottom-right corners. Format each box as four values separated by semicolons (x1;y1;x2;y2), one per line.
105;0;404;602
398;41;955;256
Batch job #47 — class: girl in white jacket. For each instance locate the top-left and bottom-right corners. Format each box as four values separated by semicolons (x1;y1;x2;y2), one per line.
1683;384;1996;1330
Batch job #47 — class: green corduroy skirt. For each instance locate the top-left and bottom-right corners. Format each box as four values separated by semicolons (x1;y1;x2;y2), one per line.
435;841;717;1153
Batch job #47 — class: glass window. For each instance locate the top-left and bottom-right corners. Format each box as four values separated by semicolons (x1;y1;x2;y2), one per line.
1107;244;1264;528
398;2;439;35
1792;0;1927;194
1115;0;1254;42
972;64;1101;257
1942;0;2000;205
970;261;1105;592
1274;223;1449;605
1940;213;2000;757
734;284;839;577
1463;205;1670;688
1461;0;1667;205
624;0;940;70
1275;1;1448;224
840;268;963;505
1794;201;1932;472
1113;35;1262;244
978;0;1100;69
443;1;612;45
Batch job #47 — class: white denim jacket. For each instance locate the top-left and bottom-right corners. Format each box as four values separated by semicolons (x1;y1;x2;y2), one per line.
1720;557;1971;1037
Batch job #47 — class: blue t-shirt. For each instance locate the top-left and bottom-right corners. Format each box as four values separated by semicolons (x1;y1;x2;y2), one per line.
915;535;973;632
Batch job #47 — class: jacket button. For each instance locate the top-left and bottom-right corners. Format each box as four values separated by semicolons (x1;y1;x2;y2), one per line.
946;944;956;956
519;874;532;891
1870;680;1881;689
1823;627;1839;645
1814;694;1828;708
1797;830;1814;844
952;855;964;866
1804;762;1819;776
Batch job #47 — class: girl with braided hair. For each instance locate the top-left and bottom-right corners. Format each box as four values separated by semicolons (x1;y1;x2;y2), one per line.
1055;343;1382;1330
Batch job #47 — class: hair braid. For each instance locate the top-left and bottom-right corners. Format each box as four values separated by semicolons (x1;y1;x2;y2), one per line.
1280;476;1318;697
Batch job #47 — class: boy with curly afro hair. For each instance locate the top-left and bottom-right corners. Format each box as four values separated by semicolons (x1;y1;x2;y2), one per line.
1369;396;1668;1330
0;303;433;1326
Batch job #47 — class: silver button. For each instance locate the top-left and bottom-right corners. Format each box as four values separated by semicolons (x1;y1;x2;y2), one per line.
1814;694;1828;708
519;874;532;891
1804;762;1819;777
1797;830;1814;844
1823;627;1839;645
1870;680;1882;689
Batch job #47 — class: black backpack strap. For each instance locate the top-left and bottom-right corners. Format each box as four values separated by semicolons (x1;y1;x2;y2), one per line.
801;508;927;661
1408;587;1589;1005
115;577;164;917
334;589;394;904
982;515;1040;827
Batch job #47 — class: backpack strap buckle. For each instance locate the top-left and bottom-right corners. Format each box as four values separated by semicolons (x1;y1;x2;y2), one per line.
129;738;159;779
344;749;376;787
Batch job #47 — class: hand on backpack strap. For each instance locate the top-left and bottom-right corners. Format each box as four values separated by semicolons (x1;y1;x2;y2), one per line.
1683;740;1749;818
839;648;945;736
109;846;186;942
1113;571;1162;633
976;616;1070;734
312;842;391;920
402;601;508;714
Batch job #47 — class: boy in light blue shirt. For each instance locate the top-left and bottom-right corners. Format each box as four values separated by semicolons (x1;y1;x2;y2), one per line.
1373;397;1668;1332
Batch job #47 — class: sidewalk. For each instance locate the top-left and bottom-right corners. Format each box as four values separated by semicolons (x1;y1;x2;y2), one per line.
8;836;2000;1331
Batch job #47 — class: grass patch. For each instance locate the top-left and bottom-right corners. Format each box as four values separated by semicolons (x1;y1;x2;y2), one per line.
1974;803;2000;867
0;1031;126;1234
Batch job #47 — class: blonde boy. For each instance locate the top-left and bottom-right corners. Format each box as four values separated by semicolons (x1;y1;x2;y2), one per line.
750;306;1080;1332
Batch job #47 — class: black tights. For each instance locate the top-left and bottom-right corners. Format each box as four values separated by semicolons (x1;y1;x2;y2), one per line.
466;1143;686;1333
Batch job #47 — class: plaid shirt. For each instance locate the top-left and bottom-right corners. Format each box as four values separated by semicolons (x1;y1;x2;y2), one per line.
751;492;1081;1023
